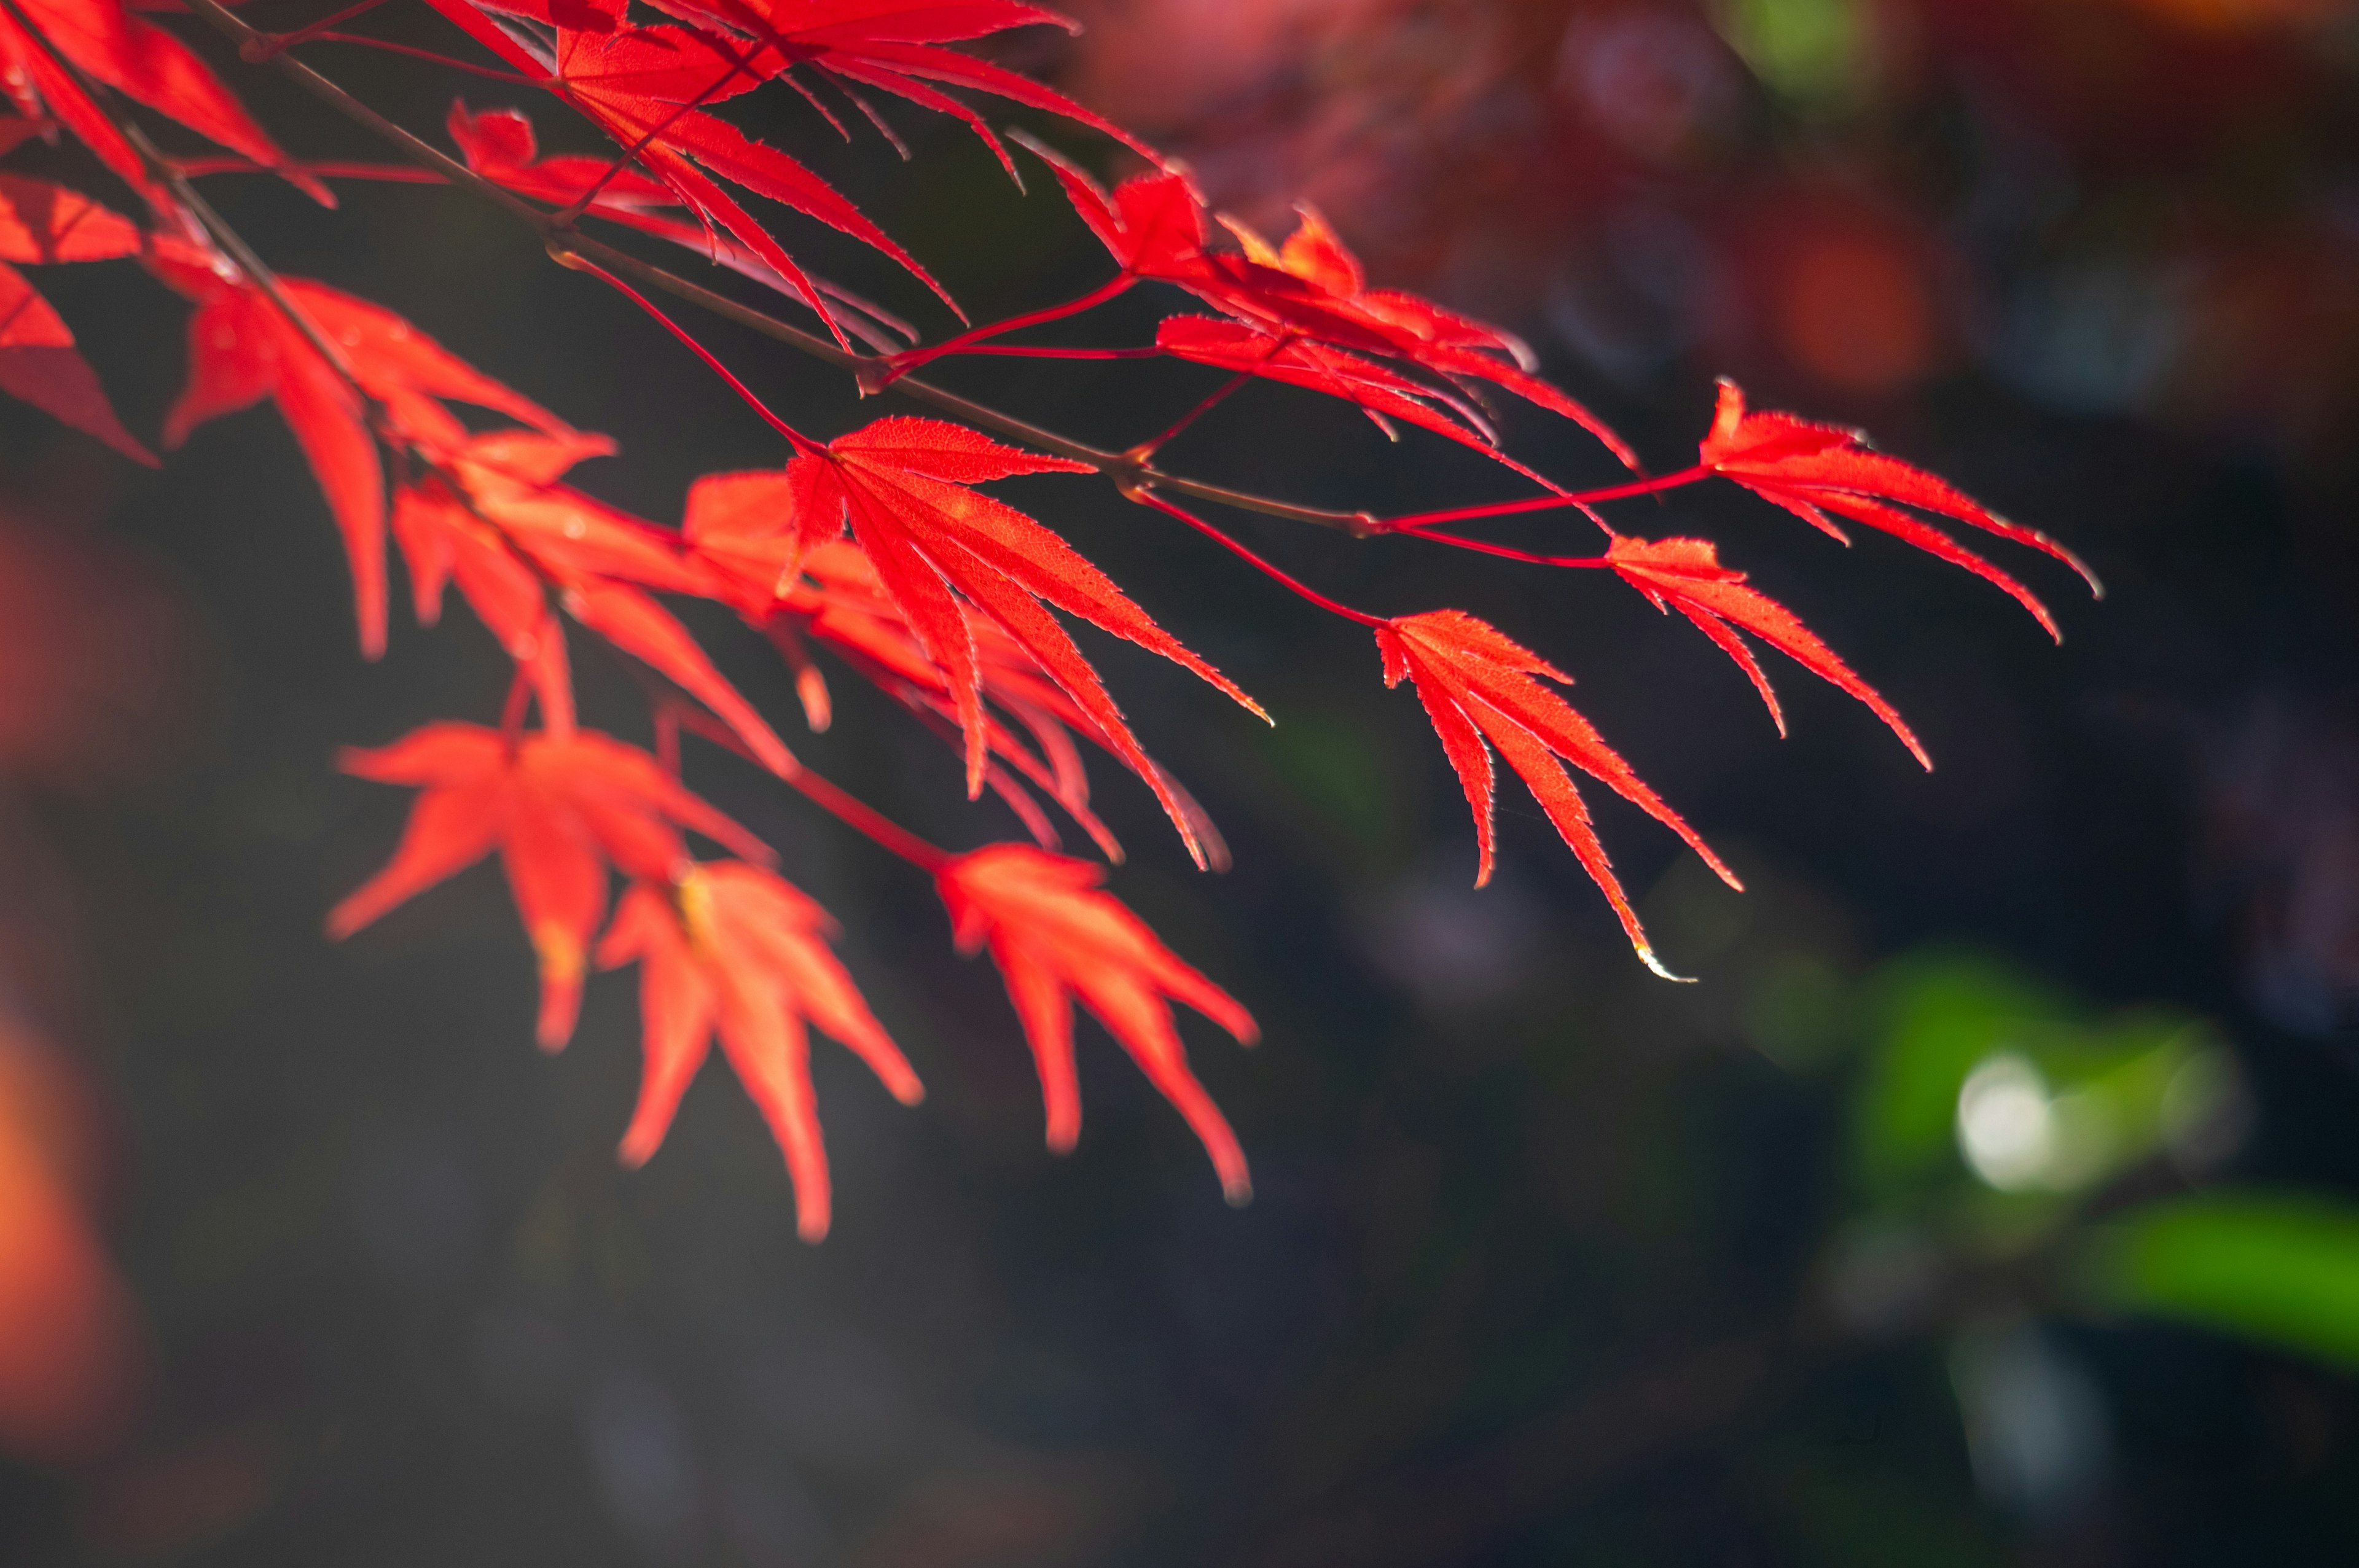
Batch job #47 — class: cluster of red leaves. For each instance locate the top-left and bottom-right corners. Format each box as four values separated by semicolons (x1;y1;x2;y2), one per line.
0;0;2094;1236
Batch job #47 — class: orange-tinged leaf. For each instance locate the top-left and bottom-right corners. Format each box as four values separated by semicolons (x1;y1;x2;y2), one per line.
1376;610;1738;980
393;477;579;738
1607;534;1929;768
597;865;921;1242
565;577;799;778
937;844;1255;1201
160;269;572;657
1699;379;2098;639
331;723;767;1048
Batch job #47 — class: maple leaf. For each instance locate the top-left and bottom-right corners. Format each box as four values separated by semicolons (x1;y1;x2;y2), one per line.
684;490;1206;861
402;427;799;776
630;0;1154;177
780;540;1205;864
0;171;139;262
0;259;150;461
1215;205;1638;468
596;864;922;1242
1699;379;2100;639
0;175;157;461
1606;534;1929;768
1026;141;1635;466
445;99;917;349
0;0;327;202
1376;609;1739;980
447;96;678;206
328;721;770;1048
936;843;1256;1201
1156;314;1502;453
420;0;954;341
155;256;573;658
698;416;1261;867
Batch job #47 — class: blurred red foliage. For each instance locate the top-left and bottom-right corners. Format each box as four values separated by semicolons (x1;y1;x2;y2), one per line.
1057;0;2359;448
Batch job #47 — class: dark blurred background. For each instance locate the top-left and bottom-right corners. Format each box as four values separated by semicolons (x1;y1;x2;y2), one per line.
4;0;2359;1561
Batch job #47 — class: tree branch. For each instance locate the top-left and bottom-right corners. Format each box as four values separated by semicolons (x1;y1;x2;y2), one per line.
176;0;1383;535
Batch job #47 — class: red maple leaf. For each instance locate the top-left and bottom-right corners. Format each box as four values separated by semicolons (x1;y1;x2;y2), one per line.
420;0;952;341
936;843;1256;1201
0;174;157;461
0;0;326;201
1156;314;1504;453
1376;609;1739;979
1026;142;1634;466
445;97;677;209
396;428;796;777
1699;379;2101;639
328;721;771;1048
628;0;1153;176
597;863;923;1242
444;99;918;350
155;255;573;658
0;260;150;462
697;416;1260;867
1606;534;1928;768
686;488;1211;862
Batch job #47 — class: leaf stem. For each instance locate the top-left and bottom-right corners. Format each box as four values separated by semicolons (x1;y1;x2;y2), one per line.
245;0;394;61
499;659;533;752
552;250;821;454
663;700;950;872
170;156;445;182
1379;466;1712;530
300;33;542;84
783;762;952;873
1388;526;1614;569
874;273;1135;387
1125;487;1385;628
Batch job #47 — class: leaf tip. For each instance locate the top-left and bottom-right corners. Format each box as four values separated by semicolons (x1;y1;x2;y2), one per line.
1636;943;1696;984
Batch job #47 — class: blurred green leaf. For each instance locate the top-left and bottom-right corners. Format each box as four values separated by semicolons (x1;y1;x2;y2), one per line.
2083;1191;2359;1371
1852;951;2220;1203
1853;953;2077;1198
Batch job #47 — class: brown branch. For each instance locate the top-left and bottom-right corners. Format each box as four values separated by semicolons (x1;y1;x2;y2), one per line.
176;0;1380;536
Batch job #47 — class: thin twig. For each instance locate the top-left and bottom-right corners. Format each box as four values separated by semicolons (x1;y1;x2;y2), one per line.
174;0;1383;536
135;126;365;388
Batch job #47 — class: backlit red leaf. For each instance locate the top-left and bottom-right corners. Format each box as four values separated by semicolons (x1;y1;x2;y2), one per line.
759;416;1259;867
0;0;327;202
160;268;571;657
331;722;767;1048
0;260;151;462
597;864;921;1242
1376;609;1739;979
1699;379;2100;640
937;843;1255;1201
1606;534;1929;768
